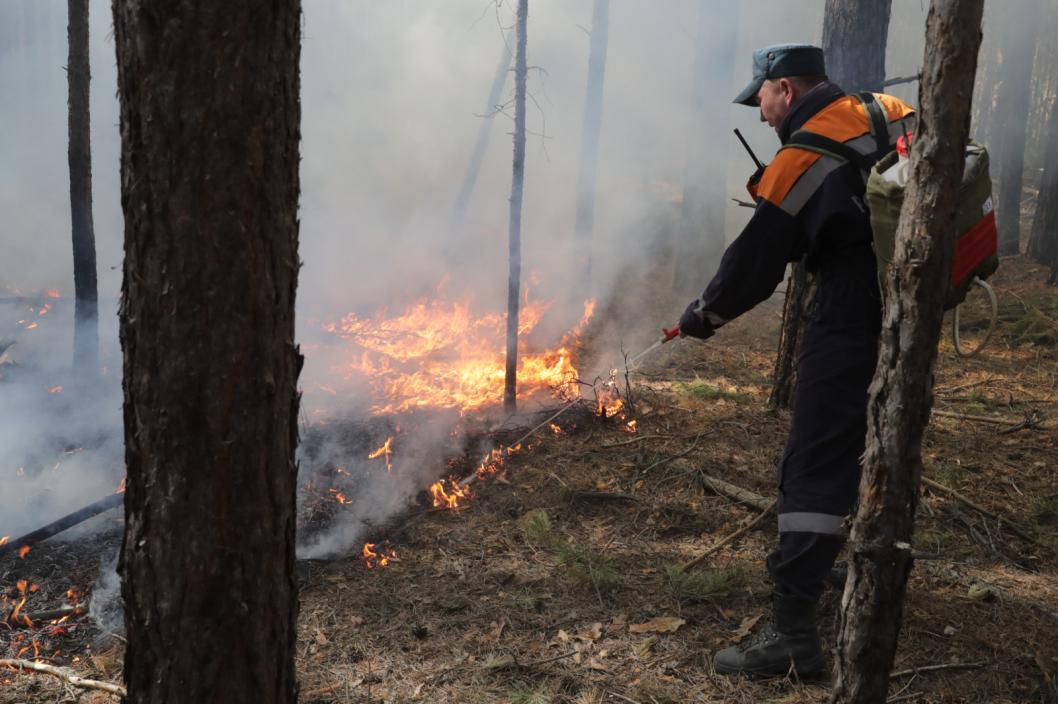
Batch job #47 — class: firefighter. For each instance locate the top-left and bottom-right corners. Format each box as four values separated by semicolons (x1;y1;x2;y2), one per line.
677;43;915;677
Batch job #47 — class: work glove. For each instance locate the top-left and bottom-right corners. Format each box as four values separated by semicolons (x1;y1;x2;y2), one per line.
745;164;766;201
679;299;715;340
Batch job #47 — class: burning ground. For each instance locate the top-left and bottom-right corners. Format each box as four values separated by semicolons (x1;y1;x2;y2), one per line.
5;256;1057;702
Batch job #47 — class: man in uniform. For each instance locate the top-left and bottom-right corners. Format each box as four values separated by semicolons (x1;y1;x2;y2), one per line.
676;44;915;677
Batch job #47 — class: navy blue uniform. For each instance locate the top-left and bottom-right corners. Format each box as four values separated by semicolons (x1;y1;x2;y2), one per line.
684;82;915;603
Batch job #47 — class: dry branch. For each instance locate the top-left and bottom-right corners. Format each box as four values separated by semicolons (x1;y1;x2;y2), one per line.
695;472;772;511
889;660;988;678
0;658;126;697
921;477;1038;543
681;499;777;572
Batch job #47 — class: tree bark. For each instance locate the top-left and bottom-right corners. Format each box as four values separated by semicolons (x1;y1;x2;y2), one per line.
112;2;302;703
831;1;984;701
672;0;736;297
67;0;97;381
572;0;609;303
504;0;528;413
772;0;892;409
992;3;1039;255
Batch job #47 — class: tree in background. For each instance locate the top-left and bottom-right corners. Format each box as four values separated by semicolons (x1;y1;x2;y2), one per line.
831;0;984;700
112;1;302;701
504;0;528;413
572;0;610;304
771;0;892;408
67;0;97;381
991;2;1040;255
672;0;736;298
1028;91;1058;281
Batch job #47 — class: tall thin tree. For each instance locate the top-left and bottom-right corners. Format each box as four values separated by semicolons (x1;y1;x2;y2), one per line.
67;0;97;380
831;0;984;700
112;2;302;702
992;3;1040;255
1027;90;1058;281
771;0;892;408
672;0;736;297
572;0;609;303
504;0;528;413
451;29;513;227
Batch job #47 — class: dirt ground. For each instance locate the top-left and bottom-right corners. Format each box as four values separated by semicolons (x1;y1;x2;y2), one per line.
3;255;1058;703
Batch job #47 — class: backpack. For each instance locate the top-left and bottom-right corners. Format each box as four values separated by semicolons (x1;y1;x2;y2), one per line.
782;91;998;311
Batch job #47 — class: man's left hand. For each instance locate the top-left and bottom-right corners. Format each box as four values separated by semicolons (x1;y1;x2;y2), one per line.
679;300;715;340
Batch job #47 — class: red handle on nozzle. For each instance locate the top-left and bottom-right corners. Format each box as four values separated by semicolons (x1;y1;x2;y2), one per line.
662;325;680;342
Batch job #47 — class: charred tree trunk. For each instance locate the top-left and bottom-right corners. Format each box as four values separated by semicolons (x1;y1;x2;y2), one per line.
672;0;736;297
993;3;1039;255
504;0;528;413
67;0;97;381
1028;91;1058;280
772;0;892;408
831;1;984;701
572;0;609;303
112;2;302;702
451;29;513;227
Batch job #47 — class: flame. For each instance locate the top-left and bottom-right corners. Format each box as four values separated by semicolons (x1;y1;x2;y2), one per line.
16;580;27;593
45;289;61;299
625;419;638;433
367;436;394;472
18;545;30;558
548;423;563;434
361;542;399;569
0;536;8;546
116;476;127;494
47;386;63;394
429;478;471;509
596;368;625;418
327;297;594;415
328;488;349;504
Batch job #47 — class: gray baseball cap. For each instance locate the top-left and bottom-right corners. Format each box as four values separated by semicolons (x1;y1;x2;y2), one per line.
733;43;827;106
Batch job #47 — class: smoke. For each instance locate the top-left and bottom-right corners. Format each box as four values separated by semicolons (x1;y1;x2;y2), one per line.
4;0;985;564
88;549;124;639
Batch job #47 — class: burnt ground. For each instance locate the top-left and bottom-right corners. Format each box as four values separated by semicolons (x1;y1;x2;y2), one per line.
3;255;1058;702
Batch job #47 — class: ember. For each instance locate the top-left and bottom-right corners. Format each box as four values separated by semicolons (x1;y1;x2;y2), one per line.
367;436;394;472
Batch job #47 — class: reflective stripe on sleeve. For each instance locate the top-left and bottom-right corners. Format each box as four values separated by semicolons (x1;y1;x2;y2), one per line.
778;154;844;216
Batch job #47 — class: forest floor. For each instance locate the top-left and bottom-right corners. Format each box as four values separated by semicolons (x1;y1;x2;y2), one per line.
2;255;1058;703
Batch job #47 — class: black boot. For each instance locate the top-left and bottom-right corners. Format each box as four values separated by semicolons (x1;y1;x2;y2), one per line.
713;591;825;677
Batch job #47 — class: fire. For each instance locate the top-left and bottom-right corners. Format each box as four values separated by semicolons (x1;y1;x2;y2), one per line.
47;386;63;394
18;545;30;558
45;289;61;299
328;488;349;504
596;369;625;418
476;443;524;479
116;476;127;494
361;542;399;569
0;536;8;546
327;297;594;415
626;419;638;433
548;423;563;434
429;478;471;509
367;436;394;472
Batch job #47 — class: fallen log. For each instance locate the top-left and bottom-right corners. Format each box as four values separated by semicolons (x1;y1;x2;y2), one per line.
0;492;123;559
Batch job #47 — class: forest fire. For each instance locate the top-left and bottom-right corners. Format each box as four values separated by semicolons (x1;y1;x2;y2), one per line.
429;478;472;509
325;297;595;415
367;436;394;471
361;542;398;569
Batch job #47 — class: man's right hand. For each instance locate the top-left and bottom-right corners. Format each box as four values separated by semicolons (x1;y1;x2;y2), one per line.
746;164;766;200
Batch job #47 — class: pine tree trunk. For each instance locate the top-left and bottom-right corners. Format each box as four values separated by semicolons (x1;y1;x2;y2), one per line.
112;2;302;702
672;0;736;297
1027;91;1058;280
772;0;892;408
831;1;984;701
504;0;528;413
572;0;609;303
67;0;97;381
993;3;1039;255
